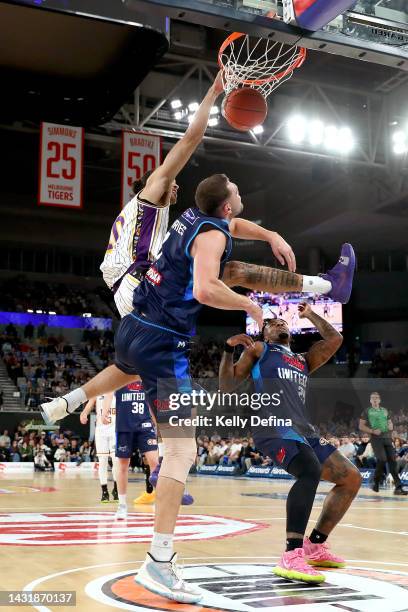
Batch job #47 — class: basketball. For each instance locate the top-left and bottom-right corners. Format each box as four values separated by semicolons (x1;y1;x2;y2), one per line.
222;87;268;131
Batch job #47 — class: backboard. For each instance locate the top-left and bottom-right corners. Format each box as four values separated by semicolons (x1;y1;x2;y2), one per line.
7;0;408;70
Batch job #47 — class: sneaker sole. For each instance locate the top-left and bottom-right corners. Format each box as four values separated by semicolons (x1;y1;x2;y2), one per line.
308;560;346;568
134;574;202;604
272;566;325;583
100;500;110;504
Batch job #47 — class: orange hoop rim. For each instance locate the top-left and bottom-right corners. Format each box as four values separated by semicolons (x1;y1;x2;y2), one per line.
218;31;307;87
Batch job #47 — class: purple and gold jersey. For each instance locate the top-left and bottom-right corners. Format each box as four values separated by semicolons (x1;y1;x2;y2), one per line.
100;192;169;290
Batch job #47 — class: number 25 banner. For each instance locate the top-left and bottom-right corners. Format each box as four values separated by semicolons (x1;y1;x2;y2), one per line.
121;130;161;208
38;122;84;208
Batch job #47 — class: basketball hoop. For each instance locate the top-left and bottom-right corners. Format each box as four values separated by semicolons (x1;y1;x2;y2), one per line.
218;31;306;99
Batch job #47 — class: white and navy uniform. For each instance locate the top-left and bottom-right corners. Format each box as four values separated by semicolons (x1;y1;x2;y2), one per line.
94;395;116;456
100;192;170;317
115;382;158;459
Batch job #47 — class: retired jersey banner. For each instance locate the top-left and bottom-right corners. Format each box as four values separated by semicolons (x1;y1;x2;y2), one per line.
121;130;161;208
38;122;84;208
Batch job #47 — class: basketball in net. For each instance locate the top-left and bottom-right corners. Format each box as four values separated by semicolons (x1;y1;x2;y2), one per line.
222;88;267;132
218;27;306;132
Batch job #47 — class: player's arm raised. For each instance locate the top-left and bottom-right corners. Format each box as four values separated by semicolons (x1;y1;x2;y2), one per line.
191;229;263;330
219;334;264;392
80;397;96;425
141;72;224;205
229;218;296;272
299;302;343;374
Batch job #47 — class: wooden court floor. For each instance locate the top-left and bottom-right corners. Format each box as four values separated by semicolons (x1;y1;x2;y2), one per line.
1;471;408;612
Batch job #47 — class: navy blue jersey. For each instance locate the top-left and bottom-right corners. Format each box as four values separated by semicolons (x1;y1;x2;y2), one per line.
115;381;153;432
252;343;316;439
132;207;232;335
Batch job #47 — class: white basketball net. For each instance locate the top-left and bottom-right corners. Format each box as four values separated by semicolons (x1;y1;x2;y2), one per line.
219;34;306;99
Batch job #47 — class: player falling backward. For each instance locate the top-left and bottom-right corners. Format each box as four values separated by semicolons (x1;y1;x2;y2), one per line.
220;303;362;584
80;394;119;503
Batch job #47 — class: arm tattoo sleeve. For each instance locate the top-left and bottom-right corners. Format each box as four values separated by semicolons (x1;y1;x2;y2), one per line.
223;261;302;292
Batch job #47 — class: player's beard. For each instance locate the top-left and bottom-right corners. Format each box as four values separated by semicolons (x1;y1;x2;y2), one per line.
278;331;290;342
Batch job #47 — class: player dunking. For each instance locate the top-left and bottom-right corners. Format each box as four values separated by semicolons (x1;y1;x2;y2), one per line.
219;302;361;584
80;395;118;503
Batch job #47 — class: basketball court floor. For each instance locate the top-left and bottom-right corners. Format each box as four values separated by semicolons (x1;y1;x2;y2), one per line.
2;471;408;611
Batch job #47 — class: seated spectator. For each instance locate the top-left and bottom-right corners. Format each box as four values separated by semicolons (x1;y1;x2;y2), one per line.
338;436;357;462
9;440;21;462
54;444;68;462
395;438;408;474
34;449;53;471
226;438;243;466
0;429;11;448
18;440;34;462
79;441;92;462
242;436;263;471
355;434;376;469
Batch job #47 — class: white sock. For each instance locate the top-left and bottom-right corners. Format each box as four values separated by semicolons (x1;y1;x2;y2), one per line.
63;387;87;413
158;443;164;457
119;494;127;506
150;532;174;562
302;275;332;295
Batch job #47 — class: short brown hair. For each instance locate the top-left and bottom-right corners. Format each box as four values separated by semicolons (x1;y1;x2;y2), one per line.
195;173;230;216
132;169;154;195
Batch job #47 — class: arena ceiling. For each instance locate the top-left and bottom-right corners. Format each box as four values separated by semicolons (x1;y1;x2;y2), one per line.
1;1;408;262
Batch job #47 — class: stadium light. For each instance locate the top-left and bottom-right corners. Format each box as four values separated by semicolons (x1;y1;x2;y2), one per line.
27;309;33;313
208;117;218;127
36;310;43;314
188;102;199;112
82;313;92;318
174;111;183;121
324;125;338;151
171;99;182;109
337;127;354;153
392;130;408;155
48;311;56;315
287;115;306;144
308;120;325;146
210;105;219;115
252;124;264;135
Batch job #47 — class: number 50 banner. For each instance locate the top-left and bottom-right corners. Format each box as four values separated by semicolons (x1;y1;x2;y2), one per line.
121;130;161;208
38;122;84;208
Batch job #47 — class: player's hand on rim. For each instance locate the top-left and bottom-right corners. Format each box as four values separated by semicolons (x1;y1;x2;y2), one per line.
226;333;255;349
268;231;296;272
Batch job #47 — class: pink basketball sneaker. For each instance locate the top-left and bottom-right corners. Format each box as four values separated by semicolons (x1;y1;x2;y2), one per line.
272;548;325;583
303;537;346;568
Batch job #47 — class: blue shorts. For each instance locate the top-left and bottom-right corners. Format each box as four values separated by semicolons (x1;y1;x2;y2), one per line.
255;436;336;472
114;313;194;422
115;429;158;459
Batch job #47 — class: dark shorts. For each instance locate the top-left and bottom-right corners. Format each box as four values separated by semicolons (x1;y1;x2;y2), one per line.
115;429;158;459
114;313;194;422
255;435;337;472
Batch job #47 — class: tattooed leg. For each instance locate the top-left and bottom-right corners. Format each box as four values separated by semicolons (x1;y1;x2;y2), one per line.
222;261;303;292
316;450;361;536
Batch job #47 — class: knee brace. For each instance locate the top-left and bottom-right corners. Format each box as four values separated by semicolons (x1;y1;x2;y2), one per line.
159;425;196;484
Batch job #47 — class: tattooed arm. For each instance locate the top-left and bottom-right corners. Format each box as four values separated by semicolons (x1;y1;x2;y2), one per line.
298;302;343;374
222;261;303;292
219;335;263;392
